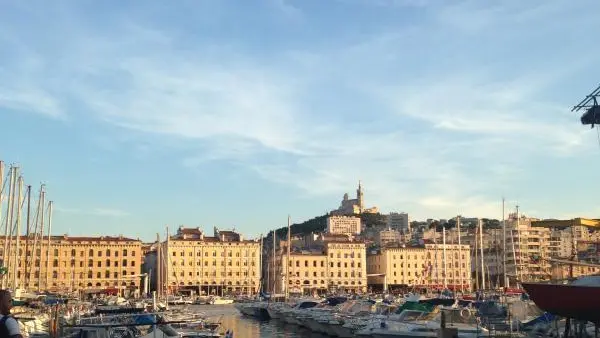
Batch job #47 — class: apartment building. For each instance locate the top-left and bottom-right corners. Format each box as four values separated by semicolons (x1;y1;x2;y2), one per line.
0;235;142;295
158;227;261;296
327;216;361;235
551;264;600;279
387;212;410;232
270;239;367;294
504;215;551;282
367;243;472;291
377;229;401;247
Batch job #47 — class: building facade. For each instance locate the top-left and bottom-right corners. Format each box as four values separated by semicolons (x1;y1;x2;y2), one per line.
377;229;401;247
504;215;551;283
0;235;142;295
158;227;261;296
387;213;410;232
367;243;472;291
270;240;367;294
327;216;362;235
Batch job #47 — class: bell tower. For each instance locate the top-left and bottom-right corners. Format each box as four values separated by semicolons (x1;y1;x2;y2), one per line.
357;180;364;213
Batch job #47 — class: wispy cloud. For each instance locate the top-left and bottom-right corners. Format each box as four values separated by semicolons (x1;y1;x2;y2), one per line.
1;0;599;222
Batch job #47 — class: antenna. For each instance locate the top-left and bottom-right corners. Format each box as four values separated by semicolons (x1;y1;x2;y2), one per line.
573;83;600;128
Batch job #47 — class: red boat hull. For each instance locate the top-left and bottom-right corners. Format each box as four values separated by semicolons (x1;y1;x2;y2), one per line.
522;282;600;323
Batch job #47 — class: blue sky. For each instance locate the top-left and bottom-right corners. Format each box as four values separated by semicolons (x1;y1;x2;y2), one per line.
1;0;600;241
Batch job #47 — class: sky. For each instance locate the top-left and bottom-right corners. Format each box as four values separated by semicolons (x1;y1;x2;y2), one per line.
1;0;600;241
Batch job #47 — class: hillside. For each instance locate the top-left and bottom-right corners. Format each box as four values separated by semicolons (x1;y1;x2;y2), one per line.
266;213;388;243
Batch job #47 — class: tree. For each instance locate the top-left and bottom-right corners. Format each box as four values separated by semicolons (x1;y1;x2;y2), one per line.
361;213;387;228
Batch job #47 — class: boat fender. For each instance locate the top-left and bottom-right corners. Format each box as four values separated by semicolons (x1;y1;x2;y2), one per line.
460;308;471;319
380;321;386;328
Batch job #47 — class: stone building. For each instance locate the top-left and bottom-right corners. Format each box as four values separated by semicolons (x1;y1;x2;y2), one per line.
0;235;142;295
268;239;367;294
367;243;472;292
158;227;261;296
327;216;362;236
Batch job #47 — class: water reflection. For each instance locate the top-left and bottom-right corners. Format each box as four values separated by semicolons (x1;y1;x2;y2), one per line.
188;305;326;338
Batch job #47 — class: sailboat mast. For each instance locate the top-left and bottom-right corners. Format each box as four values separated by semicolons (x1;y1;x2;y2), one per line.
259;234;263;295
2;167;16;289
479;218;485;290
45;201;53;289
156;233;161;299
442;227;447;288
272;231;276;294
285;215;291;301
12;176;23;291
474;226;479;291
166;226;170;297
502;198;507;288
515;205;521;282
37;185;46;291
24;186;31;288
457;216;462;292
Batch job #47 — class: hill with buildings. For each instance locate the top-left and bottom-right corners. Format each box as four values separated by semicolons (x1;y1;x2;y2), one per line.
266;212;388;244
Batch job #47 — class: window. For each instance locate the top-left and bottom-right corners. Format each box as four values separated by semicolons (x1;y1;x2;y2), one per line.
122;259;128;267
123;249;128;256
71;249;76;256
88;259;93;267
53;260;58;267
106;249;111;257
106;260;111;267
54;249;59;256
89;249;94;257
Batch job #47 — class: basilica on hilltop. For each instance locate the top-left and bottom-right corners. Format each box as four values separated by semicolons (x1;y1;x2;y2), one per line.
330;181;379;216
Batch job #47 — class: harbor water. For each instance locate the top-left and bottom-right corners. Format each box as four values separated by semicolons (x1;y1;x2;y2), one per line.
178;304;321;338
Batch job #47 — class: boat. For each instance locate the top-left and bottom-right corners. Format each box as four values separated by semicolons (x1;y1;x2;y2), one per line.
522;275;600;324
208;296;234;305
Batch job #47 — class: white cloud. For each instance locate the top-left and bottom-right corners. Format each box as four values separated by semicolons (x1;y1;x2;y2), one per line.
2;0;600;222
0;87;63;118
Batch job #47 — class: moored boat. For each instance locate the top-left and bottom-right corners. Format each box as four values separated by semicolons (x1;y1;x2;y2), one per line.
522;275;600;324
